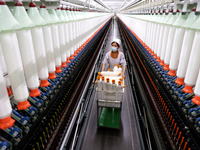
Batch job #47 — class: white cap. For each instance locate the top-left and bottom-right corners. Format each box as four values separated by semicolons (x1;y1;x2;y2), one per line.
112;38;121;46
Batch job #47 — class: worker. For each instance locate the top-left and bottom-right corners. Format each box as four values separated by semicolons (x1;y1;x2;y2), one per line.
101;38;126;78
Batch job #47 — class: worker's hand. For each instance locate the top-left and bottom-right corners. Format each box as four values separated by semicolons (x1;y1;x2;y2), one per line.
122;74;126;79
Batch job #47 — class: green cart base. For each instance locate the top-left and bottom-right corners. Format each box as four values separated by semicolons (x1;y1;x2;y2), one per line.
98;108;121;129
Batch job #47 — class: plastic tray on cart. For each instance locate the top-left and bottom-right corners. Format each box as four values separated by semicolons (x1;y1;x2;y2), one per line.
97;99;121;108
96;88;124;102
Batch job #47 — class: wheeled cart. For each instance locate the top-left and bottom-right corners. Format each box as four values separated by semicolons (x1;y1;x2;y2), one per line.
96;89;123;129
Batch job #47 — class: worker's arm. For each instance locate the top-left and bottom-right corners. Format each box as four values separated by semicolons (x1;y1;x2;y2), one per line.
120;53;126;79
101;64;106;72
122;66;126;79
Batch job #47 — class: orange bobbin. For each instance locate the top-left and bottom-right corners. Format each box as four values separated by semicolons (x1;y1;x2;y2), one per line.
153;54;158;59
75;49;80;54
168;112;171;118
168;69;176;76
169;115;173;122
17;100;31;110
183;142;188;150
180;137;185;147
112;80;115;84
177;132;182;141
73;52;77;57
164;106;167;112
106;78;110;83
160;60;165;66
182;85;193;93
175;77;185;85
7;87;13;96
66;58;71;63
0;116;15;130
173;123;177;131
101;76;105;81
166;109;169;115
175;127;179;137
163;64;170;70
192;95;200;105
97;76;100;80
69;55;74;60
55;67;62;73
156;57;161;62
30;88;41;97
61;62;67;68
40;79;50;87
49;72;56;79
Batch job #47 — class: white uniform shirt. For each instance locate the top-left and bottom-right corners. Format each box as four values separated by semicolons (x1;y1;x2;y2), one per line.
102;50;126;70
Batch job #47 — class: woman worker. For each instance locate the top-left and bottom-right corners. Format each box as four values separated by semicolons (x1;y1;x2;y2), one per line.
101;38;126;78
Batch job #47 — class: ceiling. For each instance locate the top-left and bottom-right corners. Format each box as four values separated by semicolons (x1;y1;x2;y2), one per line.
101;0;133;11
64;0;137;12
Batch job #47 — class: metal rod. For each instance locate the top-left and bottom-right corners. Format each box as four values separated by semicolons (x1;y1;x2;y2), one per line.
71;101;84;150
143;107;152;150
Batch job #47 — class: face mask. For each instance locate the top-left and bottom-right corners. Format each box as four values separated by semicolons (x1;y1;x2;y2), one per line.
111;47;118;52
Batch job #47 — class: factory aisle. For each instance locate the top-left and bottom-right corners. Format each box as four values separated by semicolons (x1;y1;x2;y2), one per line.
81;18;142;150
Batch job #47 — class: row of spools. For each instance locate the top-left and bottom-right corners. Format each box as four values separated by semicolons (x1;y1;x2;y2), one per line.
118;3;200;130
0;0;111;146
